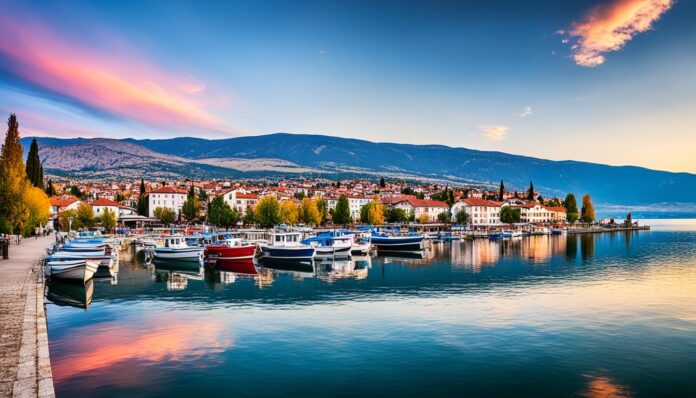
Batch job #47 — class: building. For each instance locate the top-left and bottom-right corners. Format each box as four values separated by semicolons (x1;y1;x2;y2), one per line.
327;195;372;221
91;198;121;220
385;196;449;222
221;189;260;217
148;186;188;218
451;198;502;225
520;201;553;223
545;206;567;222
49;196;81;216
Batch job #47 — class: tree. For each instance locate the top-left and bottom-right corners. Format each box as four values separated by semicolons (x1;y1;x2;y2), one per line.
417;213;430;224
564;193;579;223
255;195;281;228
25;138;43;188
498;180;505;201
208;196;239;229
198;189;208;202
60;209;78;231
299;197;321;226
580;194;595;223
379;177;386;188
24;185;50;236
100;208;116;230
315;197;328;225
360;200;384;225
527;181;535;200
243;206;255;226
500;206;521;224
294;192;305;200
0;114;29;234
401;187;415;195
182;196;201;222
455;210;471;224
154;207;176;225
437;211;449;223
70;185;84;199
137;179;148;216
385;207;408;223
76;203;95;228
45;179;56;197
279;200;299;225
332;195;352;225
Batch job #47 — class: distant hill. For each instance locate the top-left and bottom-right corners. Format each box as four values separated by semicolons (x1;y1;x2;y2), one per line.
22;133;696;208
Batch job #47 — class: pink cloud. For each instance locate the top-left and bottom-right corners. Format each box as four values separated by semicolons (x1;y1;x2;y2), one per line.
0;16;227;133
564;0;673;67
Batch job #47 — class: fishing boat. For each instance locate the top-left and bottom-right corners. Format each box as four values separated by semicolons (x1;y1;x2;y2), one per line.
351;232;371;255
204;238;257;264
489;230;512;239
370;231;424;252
258;232;316;261
302;231;353;258
45;258;99;283
46;252;115;275
153;236;204;262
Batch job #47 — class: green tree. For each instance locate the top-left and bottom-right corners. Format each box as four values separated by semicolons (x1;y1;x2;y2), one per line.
527;181;535;200
379;177;386;188
315;196;328;225
243;206;255;226
294;192;305;200
498;180;505;201
115;192;127;202
500;206;521;224
385;207;408;223
45;179;56;197
137;179;148;216
76;203;95;228
437;211;449;223
0;114;28;234
70;185;84;199
182;196;201;222
564;193;579;223
154;207;176;225
60;209;79;231
332;195;352;225
198;189;208;202
100;208;116;229
208;195;239;228
25;138;43;188
455;210;471;224
580;194;595;223
401;186;415;196
255;195;281;228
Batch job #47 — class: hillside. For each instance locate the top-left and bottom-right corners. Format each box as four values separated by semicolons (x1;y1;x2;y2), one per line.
22;134;696;207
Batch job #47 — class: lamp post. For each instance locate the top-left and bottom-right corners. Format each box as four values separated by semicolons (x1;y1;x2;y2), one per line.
68;216;73;232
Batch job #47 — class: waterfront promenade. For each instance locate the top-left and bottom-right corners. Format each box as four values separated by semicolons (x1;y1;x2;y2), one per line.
0;236;54;398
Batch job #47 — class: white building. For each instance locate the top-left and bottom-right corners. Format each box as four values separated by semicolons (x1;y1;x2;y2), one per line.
91;198;121;220
451;198;502;225
148;187;188;218
220;189;259;217
327;195;372;221
384;196;450;222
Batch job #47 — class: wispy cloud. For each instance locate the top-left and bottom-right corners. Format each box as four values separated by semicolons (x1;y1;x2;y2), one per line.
562;0;674;67
519;106;533;118
0;15;227;133
480;125;509;141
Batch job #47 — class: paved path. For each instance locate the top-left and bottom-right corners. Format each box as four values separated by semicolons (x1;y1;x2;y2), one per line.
0;236;55;398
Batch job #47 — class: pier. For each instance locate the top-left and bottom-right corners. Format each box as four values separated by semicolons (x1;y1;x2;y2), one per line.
0;236;55;398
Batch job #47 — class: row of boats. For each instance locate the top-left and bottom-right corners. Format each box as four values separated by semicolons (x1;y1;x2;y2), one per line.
44;232;118;283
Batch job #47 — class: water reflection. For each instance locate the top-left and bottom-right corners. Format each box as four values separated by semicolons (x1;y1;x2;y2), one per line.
581;375;632;398
46;279;94;309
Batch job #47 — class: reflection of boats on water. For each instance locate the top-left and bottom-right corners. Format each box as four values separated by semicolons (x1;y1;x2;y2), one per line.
46;279;94;309
258;258;315;278
315;258;368;281
215;260;258;276
153;258;204;290
377;250;426;260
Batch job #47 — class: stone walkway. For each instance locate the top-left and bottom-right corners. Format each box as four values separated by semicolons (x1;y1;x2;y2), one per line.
0;236;55;398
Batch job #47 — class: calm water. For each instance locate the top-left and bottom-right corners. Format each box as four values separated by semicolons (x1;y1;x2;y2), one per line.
46;220;696;397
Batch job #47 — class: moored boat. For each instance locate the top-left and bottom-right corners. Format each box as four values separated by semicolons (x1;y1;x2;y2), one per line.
204;238;257;264
302;231;353;258
370;231;424;252
45;259;99;283
154;236;204;262
259;232;315;262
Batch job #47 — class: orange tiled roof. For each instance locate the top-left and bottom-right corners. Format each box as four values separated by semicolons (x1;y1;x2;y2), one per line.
91;198;120;207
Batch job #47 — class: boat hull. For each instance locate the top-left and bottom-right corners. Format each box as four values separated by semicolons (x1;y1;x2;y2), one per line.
260;246;315;261
314;245;352;258
371;236;424;252
154;247;204;261
46;260;98;283
204;245;257;263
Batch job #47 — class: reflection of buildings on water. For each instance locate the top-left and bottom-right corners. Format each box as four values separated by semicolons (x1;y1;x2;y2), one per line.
518;236;567;264
46;279;94;310
315;257;370;282
256;268;275;288
218;271;236;285
152;260;204;291
450;239;501;273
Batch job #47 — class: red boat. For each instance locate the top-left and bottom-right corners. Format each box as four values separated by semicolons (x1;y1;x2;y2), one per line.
204;240;257;264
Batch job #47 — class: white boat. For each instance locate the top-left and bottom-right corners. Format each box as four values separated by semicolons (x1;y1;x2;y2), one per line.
153;236;204;261
45;259;99;283
302;231;353;258
259;232;316;261
508;230;524;238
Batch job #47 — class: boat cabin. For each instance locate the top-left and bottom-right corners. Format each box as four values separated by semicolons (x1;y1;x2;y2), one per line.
268;232;304;247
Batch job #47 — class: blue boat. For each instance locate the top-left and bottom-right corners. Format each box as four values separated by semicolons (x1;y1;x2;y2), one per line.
370;232;424;252
302;231;352;258
260;232;316;262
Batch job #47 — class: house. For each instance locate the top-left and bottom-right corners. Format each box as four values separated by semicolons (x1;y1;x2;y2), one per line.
91;198;121;220
327;195;372;221
49;196;81;216
220;189;260;217
451;198;502;225
385;196;449;222
148;186;188;218
545;206;567;222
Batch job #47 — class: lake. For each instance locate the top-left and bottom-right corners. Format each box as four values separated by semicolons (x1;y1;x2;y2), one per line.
45;220;696;397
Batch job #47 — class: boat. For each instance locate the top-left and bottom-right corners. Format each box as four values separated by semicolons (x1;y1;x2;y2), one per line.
45;258;99;283
258;232;316;261
530;226;551;236
153;236;204;262
204;238;257;264
551;229;566;235
438;231;462;241
509;230;524;238
370;231;424;252
302;231;353;258
351;232;372;255
46;279;94;309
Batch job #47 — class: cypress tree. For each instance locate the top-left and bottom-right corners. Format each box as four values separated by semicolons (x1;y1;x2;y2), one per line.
527;181;535;200
45;179;56;196
498;180;505;201
25;139;43;188
564;193;579;223
137;178;148;216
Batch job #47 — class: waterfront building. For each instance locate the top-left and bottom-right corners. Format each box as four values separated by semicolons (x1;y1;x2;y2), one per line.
148;186;188;218
221;189;260;217
327;195;372;221
49;196;81;216
452;198;502;225
384;196;449;222
91;198;121;220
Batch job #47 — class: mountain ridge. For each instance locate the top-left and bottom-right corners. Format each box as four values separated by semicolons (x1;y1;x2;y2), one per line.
21;133;696;208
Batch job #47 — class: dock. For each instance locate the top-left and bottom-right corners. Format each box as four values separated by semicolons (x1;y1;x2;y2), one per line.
0;236;55;398
566;225;650;234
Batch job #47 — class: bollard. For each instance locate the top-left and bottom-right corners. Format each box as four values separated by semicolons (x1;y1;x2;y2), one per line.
1;239;8;260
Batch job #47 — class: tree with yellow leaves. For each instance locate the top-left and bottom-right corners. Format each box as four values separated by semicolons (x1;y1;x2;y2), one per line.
23;185;50;236
280;200;299;225
299;197;321;226
417;213;430;224
0;114;29;234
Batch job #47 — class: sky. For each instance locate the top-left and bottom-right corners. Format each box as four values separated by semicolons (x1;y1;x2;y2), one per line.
0;0;694;173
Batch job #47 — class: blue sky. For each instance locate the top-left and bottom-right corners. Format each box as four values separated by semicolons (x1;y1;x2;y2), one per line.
0;0;694;172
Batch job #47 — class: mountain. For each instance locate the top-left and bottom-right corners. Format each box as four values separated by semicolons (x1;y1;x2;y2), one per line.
22;133;696;208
